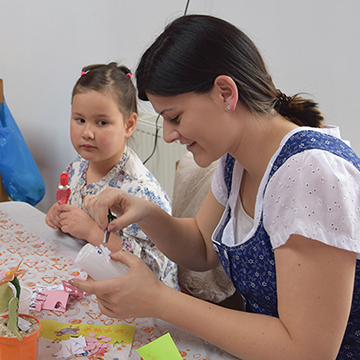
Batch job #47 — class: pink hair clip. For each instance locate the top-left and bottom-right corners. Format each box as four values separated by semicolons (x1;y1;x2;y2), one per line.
81;71;87;76
126;73;133;79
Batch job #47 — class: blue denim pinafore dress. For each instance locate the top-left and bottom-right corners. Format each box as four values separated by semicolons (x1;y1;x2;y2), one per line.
212;130;360;359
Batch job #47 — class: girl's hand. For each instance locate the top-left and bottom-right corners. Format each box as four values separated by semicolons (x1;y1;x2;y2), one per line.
45;202;62;229
84;188;149;233
58;204;100;241
70;249;165;319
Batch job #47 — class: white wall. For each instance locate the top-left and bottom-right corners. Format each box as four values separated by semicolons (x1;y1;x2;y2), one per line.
0;0;359;213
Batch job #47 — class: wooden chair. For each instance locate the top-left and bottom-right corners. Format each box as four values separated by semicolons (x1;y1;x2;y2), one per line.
0;79;10;202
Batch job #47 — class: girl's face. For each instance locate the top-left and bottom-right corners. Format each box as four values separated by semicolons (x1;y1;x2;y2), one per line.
71;90;136;168
147;90;235;168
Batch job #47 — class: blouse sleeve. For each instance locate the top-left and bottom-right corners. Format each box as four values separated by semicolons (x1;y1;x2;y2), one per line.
263;149;360;255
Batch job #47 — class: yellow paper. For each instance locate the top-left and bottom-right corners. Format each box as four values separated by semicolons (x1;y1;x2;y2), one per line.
136;332;182;360
40;320;136;345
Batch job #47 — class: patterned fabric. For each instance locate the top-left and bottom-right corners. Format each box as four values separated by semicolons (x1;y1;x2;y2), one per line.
65;145;179;290
211;127;360;359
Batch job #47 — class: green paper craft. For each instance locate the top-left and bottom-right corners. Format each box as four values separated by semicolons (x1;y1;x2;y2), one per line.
10;277;21;299
7;297;22;341
136;332;182;360
0;283;14;313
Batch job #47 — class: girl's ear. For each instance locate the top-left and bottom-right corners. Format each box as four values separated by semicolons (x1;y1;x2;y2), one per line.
213;75;239;111
125;112;137;138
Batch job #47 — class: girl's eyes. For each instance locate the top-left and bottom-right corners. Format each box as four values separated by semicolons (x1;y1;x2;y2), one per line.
75;118;107;126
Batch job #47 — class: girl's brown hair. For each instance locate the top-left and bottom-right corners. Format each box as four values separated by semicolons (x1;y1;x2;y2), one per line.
73;62;137;118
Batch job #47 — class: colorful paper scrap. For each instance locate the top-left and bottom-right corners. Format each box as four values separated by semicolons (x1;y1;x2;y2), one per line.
40;320;136;345
136;332;183;360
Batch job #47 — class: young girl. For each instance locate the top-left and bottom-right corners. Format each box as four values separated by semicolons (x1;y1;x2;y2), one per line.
45;63;178;290
72;17;359;360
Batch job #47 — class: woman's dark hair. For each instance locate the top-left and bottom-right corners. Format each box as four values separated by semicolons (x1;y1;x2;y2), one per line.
73;62;137;117
136;15;323;127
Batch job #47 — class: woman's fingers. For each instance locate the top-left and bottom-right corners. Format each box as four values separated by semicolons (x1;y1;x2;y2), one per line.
84;188;146;233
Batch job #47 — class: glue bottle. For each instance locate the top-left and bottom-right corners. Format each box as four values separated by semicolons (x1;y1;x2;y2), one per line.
56;173;71;204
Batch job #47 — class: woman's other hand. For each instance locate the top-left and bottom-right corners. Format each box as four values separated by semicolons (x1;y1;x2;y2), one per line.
70;249;165;319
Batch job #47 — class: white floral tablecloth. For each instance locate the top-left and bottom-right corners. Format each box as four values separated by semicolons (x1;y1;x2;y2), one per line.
0;201;238;360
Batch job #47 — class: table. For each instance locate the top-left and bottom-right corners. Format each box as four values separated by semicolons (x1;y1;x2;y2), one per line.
0;201;238;360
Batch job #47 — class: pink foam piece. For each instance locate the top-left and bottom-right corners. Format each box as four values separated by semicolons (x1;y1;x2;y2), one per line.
90;343;102;355
88;332;96;337
37;289;69;312
84;343;96;351
101;337;112;343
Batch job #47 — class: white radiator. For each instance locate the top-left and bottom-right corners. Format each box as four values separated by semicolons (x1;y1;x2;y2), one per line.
131;113;188;200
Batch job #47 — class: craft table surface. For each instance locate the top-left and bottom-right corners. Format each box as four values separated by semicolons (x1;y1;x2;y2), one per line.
0;201;237;360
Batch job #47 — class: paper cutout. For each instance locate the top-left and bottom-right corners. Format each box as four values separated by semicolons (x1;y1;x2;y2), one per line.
0;282;14;313
83;333;111;355
61;279;85;299
33;281;85;312
36;289;69;312
54;334;114;358
136;332;183;360
7;296;22;340
17;316;32;332
54;335;87;358
40;320;136;345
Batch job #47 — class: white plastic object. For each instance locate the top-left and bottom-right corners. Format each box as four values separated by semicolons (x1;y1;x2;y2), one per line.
75;243;129;281
19;286;32;314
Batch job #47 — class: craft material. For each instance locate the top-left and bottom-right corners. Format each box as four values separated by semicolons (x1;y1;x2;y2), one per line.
75;243;129;281
40;320;136;359
18;286;32;315
32;280;85;313
136;332;183;360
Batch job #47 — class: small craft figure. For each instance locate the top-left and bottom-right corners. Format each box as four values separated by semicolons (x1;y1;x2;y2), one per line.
0;259;28;340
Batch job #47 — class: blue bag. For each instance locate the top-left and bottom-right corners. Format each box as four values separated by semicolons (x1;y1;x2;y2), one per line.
0;97;45;205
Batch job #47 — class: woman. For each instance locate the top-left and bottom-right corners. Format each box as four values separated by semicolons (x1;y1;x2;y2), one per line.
71;15;360;359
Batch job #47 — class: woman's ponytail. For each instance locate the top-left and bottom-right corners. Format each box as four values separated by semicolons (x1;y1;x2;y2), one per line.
273;91;324;127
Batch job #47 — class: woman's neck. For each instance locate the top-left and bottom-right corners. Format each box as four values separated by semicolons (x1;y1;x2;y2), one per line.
232;111;298;183
233;112;298;218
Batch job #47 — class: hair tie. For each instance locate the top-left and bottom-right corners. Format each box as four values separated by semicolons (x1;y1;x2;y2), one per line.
274;91;291;112
81;71;87;77
126;73;133;79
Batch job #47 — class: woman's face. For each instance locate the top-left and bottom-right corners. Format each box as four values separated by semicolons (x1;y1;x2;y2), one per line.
71;90;132;168
147;90;235;168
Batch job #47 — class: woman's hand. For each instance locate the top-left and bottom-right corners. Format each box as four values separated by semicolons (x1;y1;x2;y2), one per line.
70;249;165;319
84;188;149;233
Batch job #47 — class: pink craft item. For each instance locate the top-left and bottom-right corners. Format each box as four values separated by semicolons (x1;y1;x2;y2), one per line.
62;280;85;299
36;289;69;312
